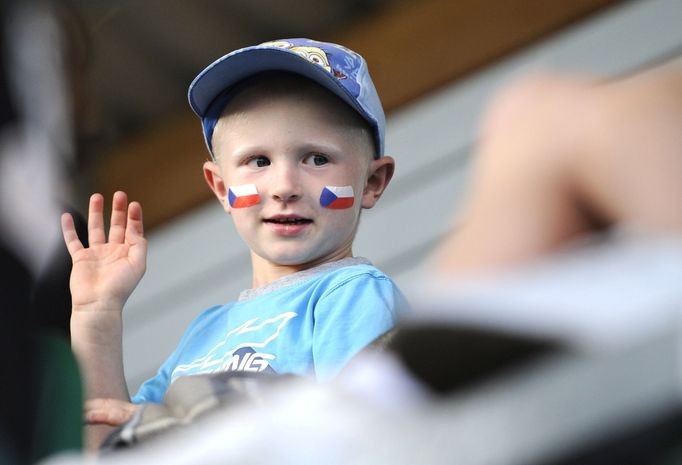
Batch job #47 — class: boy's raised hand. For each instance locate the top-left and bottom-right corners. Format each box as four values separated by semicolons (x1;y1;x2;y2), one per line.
62;191;147;313
62;191;146;450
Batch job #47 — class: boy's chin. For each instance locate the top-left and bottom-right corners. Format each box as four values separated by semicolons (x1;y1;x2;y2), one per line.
259;250;336;269
256;249;313;267
253;241;352;269
270;255;319;268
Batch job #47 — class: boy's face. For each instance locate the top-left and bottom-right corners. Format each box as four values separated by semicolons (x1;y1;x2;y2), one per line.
203;77;394;270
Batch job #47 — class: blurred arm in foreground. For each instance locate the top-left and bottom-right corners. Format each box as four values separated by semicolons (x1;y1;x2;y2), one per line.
434;60;682;273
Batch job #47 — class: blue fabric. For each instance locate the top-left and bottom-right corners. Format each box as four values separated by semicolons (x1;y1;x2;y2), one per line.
132;262;406;404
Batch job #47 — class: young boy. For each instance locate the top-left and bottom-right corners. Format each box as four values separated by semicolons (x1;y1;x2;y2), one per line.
61;38;406;447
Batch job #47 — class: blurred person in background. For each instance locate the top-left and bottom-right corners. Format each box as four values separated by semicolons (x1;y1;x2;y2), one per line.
0;1;90;462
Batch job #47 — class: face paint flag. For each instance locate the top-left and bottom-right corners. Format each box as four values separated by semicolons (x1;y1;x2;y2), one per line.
228;184;260;208
320;186;354;209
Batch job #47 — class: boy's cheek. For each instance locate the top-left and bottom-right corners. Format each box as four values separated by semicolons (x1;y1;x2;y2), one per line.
317;196;362;229
227;184;261;209
319;185;355;210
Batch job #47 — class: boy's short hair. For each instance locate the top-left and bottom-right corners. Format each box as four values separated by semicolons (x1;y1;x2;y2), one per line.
188;38;385;160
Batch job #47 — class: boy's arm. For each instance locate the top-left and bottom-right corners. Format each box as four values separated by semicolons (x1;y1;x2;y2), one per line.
61;191;147;449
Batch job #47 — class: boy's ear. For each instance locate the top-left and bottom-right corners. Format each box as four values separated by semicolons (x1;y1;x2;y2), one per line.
361;156;395;209
203;161;230;213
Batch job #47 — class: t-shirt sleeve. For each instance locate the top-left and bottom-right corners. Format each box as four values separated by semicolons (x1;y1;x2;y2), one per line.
312;272;405;381
131;353;174;404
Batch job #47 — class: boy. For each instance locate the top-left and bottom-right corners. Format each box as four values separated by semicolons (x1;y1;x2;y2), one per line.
61;38;406;447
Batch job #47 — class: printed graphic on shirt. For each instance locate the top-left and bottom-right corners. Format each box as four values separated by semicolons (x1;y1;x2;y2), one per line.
228;184;260;208
227;347;277;374
170;311;297;383
320;185;354;209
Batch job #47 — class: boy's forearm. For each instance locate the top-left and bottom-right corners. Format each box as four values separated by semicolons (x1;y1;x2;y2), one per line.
70;307;130;401
72;308;131;452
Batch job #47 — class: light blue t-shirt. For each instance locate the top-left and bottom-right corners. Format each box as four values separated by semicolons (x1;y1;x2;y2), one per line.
132;257;406;404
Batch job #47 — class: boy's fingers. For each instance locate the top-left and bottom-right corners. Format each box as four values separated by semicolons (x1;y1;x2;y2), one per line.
126;202;147;267
61;213;84;256
87;193;106;245
84;408;129;426
84;398;137;426
108;191;128;243
125;201;145;241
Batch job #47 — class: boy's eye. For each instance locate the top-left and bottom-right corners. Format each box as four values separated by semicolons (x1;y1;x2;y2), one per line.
247;156;270;168
304;153;329;166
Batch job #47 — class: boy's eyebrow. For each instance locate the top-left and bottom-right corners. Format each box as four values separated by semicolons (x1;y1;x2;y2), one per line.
228;141;349;159
228;145;267;159
296;141;347;155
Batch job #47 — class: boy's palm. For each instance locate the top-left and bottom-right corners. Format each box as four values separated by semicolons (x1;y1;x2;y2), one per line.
69;241;145;309
62;192;147;311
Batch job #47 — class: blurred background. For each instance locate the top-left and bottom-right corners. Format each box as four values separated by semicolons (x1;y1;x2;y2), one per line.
47;0;681;392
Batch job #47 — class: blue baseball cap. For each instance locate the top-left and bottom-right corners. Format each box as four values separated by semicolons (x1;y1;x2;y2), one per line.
188;38;385;159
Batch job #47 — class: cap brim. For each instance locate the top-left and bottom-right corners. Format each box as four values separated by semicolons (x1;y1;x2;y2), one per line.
188;47;371;127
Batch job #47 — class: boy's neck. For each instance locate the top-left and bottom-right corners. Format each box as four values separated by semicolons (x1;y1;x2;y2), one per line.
250;248;354;288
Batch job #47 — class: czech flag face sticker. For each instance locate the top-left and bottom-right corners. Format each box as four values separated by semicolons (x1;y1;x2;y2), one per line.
320;186;354;209
228;184;260;208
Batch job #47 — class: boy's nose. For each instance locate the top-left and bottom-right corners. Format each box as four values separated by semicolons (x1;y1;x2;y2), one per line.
270;165;302;203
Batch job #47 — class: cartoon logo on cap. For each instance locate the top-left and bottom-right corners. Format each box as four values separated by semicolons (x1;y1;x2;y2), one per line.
260;40;346;79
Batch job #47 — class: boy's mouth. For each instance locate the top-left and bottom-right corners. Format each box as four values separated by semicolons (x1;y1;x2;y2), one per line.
263;215;313;225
